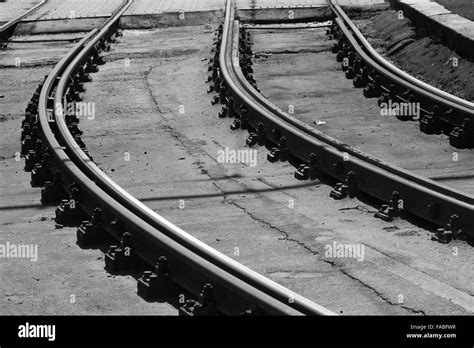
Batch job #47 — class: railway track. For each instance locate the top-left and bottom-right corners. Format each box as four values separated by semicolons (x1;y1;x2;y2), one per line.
19;0;335;316
211;0;474;244
327;0;474;148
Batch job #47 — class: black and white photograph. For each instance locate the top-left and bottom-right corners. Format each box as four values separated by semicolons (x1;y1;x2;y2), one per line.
0;0;473;345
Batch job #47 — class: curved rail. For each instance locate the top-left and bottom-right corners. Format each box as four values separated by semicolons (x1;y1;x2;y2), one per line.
328;0;473;113
0;0;47;41
224;19;473;205
326;0;473;144
216;1;474;237
29;0;334;315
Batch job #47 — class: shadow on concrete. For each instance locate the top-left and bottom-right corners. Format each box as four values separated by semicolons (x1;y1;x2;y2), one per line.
0;177;321;210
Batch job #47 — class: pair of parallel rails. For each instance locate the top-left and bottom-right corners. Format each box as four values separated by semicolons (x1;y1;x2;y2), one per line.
213;0;474;243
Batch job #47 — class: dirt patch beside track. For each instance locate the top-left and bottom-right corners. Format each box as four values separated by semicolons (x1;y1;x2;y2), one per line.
356;10;474;101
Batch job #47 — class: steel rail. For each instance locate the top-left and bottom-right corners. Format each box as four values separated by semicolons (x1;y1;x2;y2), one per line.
217;3;474;236
34;0;334;315
330;24;471;119
327;0;474;114
0;0;47;41
229;20;473;205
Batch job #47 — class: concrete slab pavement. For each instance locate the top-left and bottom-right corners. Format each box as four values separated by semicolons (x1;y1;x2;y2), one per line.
0;0;41;25
14;0;388;34
23;0;123;20
20;0;388;21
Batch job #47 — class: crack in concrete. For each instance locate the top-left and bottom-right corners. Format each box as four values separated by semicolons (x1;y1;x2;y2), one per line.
224;196;319;257
220;186;426;315
139;59;426;315
324;258;426;315
141;66;227;175
143;66;165;114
